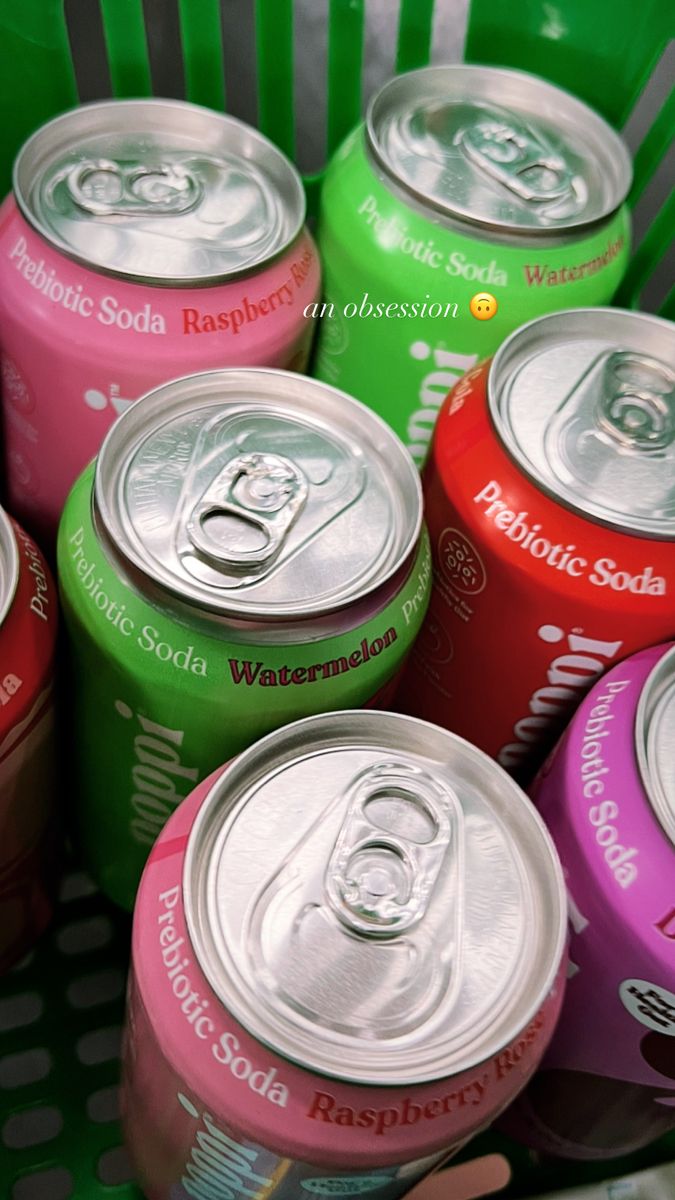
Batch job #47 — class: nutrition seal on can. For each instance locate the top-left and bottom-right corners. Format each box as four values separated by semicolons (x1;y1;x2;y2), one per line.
0;99;319;540
122;710;567;1199
402;308;675;779
313;65;631;463
57;368;429;909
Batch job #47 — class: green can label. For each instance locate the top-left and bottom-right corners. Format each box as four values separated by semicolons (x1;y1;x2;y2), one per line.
58;465;430;910
313;131;630;464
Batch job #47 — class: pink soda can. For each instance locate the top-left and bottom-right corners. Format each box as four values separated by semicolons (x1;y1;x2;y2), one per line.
121;710;567;1200
0;99;319;543
504;641;675;1159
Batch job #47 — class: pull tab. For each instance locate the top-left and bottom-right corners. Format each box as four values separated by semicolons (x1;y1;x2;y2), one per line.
186;452;308;572
459;118;575;204
596;352;675;451
326;761;456;938
67;158;202;216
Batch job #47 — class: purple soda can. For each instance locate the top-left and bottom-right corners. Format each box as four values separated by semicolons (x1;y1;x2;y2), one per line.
503;640;675;1159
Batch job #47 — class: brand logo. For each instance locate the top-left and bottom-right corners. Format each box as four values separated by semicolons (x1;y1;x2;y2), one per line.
116;700;198;846
437;527;487;595
407;342;479;463
177;1095;275;1200
498;624;624;771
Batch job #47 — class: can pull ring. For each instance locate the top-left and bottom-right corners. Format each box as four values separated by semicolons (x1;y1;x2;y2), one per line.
186;452;308;571
595;352;675;451
458;119;574;204
326;761;458;938
67;158;202;216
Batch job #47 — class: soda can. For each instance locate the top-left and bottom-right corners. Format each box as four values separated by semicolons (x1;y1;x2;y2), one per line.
401;308;675;780
0;99;319;542
121;709;567;1200
0;506;57;972
313;66;631;463
502;641;675;1159
57;368;430;910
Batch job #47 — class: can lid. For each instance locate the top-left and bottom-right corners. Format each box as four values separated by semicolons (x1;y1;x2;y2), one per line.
636;646;675;846
13;100;305;284
0;508;19;629
489;309;675;538
183;711;566;1085
367;66;630;234
95;369;422;619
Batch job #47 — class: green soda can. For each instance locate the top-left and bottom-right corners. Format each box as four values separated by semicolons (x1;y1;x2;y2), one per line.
57;368;429;910
313;65;632;464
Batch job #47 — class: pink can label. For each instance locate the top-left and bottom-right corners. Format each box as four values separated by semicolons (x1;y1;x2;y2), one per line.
508;642;675;1158
124;768;565;1195
0;200;320;540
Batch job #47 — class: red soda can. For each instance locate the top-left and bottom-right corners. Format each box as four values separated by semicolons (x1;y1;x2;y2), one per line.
0;506;57;971
122;710;567;1199
401;309;675;780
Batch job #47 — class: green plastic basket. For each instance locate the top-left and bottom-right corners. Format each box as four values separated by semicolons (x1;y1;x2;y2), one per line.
0;3;673;1198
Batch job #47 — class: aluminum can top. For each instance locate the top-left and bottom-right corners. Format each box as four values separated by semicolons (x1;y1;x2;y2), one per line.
13;99;306;285
94;368;422;620
367;66;631;236
637;645;675;847
183;710;566;1086
488;309;675;539
0;508;18;628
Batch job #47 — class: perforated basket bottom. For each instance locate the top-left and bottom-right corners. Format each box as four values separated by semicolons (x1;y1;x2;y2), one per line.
1;866;674;1200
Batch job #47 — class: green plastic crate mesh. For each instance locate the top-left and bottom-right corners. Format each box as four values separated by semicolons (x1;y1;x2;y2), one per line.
0;2;673;1199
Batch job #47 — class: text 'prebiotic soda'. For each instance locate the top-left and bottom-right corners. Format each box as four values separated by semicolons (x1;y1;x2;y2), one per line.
402;309;675;780
504;643;675;1159
122;710;567;1200
0;99;319;541
313;66;631;463
0;506;57;972
57;369;430;910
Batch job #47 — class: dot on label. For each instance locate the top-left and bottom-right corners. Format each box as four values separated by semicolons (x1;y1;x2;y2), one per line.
538;625;564;644
115;701;132;719
177;1093;199;1118
409;341;431;361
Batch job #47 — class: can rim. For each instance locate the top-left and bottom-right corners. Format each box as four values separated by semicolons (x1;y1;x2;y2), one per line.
93;367;424;620
488;307;675;540
636;644;675;846
0;509;19;630
13;98;307;286
366;64;632;236
182;709;568;1085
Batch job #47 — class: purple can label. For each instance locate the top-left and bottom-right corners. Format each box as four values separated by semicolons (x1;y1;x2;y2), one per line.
504;642;675;1159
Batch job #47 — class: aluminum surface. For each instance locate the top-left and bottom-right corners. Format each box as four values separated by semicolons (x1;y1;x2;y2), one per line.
490;309;675;538
183;710;566;1085
367;66;631;234
14;100;305;284
637;645;675;847
95;369;422;619
0;508;19;630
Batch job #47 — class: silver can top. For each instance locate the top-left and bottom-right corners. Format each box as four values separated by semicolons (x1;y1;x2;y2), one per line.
0;508;19;629
490;309;675;538
95;369;422;620
367;66;631;234
13;100;305;285
183;711;566;1085
636;645;675;847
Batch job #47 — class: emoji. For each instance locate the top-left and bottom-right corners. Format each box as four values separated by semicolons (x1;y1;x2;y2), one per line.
470;292;498;320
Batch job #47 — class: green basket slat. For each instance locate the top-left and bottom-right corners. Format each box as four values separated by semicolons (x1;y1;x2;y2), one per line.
629;84;675;208
255;0;295;161
327;0;365;158
614;190;675;310
0;1;77;197
177;0;227;112
464;0;675;129
99;0;152;98
659;283;675;323
395;0;435;74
